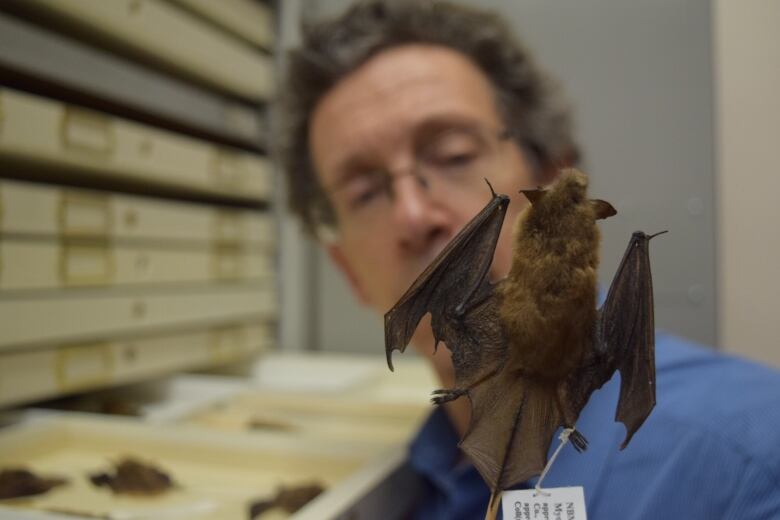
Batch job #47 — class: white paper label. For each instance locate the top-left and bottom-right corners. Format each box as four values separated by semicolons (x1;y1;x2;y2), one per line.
502;486;587;520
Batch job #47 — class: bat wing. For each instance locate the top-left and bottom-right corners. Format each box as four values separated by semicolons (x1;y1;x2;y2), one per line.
384;188;510;388
594;231;662;448
460;372;561;491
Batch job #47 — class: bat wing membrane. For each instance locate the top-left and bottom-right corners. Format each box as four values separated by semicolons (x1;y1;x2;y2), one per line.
596;232;657;448
461;373;561;490
384;193;509;370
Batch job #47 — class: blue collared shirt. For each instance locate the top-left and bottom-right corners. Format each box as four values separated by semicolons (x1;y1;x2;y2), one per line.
408;332;780;519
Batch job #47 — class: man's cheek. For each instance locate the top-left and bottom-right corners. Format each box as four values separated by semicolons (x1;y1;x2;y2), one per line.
355;262;400;310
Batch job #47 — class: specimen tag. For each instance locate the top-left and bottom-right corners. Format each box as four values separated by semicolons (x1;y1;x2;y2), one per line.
502;486;587;520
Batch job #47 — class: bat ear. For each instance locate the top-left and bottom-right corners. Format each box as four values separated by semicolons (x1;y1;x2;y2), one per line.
591;199;617;220
520;187;546;205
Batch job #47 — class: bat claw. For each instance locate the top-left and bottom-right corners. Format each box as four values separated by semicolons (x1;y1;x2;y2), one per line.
430;388;467;405
648;229;669;240
484;178;497;198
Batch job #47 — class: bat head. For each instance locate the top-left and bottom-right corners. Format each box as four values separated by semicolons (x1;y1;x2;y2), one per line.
518;169;593;232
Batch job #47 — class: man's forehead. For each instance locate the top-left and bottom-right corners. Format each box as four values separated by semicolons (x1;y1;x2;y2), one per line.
309;44;502;179
314;44;498;124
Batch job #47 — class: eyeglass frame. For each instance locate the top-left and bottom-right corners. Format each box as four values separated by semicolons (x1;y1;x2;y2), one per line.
315;124;516;241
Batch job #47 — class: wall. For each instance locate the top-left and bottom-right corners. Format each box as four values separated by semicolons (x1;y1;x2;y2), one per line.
714;0;780;367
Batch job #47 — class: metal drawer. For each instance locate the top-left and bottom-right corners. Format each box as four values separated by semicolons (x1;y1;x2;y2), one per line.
0;321;273;407
169;0;275;49
0;179;275;247
0;283;276;350
0;89;273;202
0;239;275;290
8;0;275;101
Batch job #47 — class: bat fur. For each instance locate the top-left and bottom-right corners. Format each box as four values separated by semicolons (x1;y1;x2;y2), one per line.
499;171;601;381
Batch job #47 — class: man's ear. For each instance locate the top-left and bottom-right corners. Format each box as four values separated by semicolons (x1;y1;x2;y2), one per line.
326;244;371;306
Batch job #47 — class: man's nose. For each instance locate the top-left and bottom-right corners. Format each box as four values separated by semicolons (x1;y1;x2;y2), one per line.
391;174;447;254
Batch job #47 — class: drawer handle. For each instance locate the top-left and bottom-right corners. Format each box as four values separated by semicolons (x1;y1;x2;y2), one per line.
55;342;114;392
60;107;115;157
212;211;245;243
209;325;247;363
209;151;246;189
60;241;115;286
211;245;245;280
59;192;113;237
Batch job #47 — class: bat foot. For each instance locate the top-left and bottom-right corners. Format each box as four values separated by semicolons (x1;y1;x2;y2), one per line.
568;429;589;453
431;388;467;405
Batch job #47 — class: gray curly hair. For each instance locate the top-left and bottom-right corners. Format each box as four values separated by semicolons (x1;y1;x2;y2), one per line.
278;0;580;237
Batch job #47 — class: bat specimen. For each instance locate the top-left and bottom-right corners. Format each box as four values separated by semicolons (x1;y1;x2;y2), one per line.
248;482;325;519
385;169;663;506
89;457;176;495
0;467;68;499
247;416;295;433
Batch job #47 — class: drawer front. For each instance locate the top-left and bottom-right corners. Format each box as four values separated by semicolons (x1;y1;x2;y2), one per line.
207;322;271;364
23;0;274;101
0;322;273;407
0;284;276;350
0;89;273;201
54;341;114;392
58;191;114;237
169;0;275;49
0;179;275;247
0;239;275;289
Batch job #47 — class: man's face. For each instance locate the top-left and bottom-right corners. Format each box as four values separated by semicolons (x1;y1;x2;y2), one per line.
309;44;550;329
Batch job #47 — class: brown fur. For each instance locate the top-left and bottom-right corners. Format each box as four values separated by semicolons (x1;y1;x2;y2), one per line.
498;169;600;380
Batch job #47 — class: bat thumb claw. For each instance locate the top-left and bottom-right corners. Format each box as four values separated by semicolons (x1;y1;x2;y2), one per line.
484;178;497;198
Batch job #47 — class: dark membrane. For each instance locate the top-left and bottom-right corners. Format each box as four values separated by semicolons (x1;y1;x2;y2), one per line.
0;468;68;500
248;482;325;519
89;457;175;495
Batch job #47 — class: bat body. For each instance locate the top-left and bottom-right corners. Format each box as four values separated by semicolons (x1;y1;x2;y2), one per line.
500;172;603;382
385;169;660;495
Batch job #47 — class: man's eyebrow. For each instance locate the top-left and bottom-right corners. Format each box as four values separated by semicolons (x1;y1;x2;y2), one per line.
410;116;484;144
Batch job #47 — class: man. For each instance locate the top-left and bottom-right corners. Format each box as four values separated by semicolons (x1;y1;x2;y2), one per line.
279;2;780;519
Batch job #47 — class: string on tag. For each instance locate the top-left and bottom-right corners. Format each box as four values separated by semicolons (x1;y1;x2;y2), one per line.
534;427;574;496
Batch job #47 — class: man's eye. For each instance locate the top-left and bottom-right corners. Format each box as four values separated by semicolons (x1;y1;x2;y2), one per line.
343;173;387;210
423;132;483;172
428;151;479;174
349;186;382;209
438;152;478;168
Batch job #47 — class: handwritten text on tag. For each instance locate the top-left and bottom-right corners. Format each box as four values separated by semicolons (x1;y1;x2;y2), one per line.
502;486;587;520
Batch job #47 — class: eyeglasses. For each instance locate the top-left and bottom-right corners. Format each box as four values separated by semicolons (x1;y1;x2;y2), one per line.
320;125;513;239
